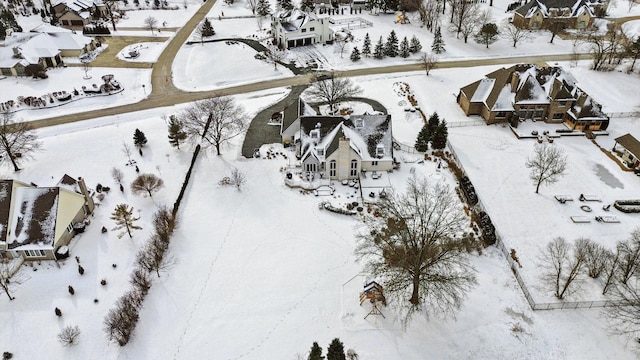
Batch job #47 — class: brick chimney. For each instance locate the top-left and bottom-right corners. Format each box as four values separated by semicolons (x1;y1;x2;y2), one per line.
510;71;520;92
77;177;95;214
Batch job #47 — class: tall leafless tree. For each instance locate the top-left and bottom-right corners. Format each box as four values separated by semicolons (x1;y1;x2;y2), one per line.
144;16;157;34
581;238;611;278
0;110;42;172
104;290;141;346
449;0;479;39
265;43;285;70
135;235;173;277
540;237;586;299
130;173;164;198
502;22;532;48
355;176;476;323
306;75;362;113
0;261;27;300
181;97;247;155
420;53;438;76
525;143;568;194
604;279;640;350
616;229;640;285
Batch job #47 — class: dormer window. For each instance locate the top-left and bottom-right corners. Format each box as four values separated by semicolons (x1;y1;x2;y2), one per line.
355;118;364;128
310;129;320;139
376;144;385;158
316;148;324;156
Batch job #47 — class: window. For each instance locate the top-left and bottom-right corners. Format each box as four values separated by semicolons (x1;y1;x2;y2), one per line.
552;113;564;120
305;163;317;172
67;223;74;233
355;118;364;128
558;101;567;106
316;148;324;156
301;28;306;33
310;129;320;139
310;27;315;31
329;160;336;177
496;111;506;118
24;249;47;258
350;160;358;177
577;21;585;29
376;144;385;158
372;161;378;166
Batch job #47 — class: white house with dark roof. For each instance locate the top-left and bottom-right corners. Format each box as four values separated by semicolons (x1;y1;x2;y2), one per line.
271;8;334;49
613;133;640;170
0;176;94;261
296;114;393;180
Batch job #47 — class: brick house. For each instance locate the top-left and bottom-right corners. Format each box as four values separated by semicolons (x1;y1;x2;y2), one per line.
512;0;604;30
457;64;609;130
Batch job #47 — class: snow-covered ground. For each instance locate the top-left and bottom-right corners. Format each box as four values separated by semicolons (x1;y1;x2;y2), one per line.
2;1;640;359
116;42;169;62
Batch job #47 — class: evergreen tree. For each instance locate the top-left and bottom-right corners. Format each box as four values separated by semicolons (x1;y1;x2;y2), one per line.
409;35;422;53
133;129;148;148
110;204;142;239
201;18;215;37
431;119;448;150
362;33;371;56
427;111;440;135
373;36;385;59
326;338;346;360
350;46;361;62
278;0;294;10
431;27;445;54
301;0;315;12
384;30;399;57
474;23;500;49
414;124;430;152
308;341;324;360
399;36;410;58
256;0;271;17
168;115;187;149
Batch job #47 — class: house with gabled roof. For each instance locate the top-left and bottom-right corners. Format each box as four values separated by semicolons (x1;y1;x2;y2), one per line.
512;0;603;30
271;8;334;49
52;0;107;29
296;114;393;180
457;64;609;130
613;133;640;170
0;175;94;261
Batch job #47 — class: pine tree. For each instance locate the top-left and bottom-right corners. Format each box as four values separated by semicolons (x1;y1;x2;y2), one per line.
474;23;500;49
362;33;371;56
167;115;187;149
110;204;142;239
350;46;361;62
399;36;410;58
427;111;440;134
384;30;399;57
201;18;215;37
409;35;422;53
133;129;148;148
431;119;448;150
301;0;315;11
256;0;271;17
308;341;324;360
414;124;430;152
326;338;346;360
278;0;293;10
373;36;385;59
431;27;445;54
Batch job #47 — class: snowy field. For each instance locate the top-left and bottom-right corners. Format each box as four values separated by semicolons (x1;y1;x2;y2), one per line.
116;42;169;62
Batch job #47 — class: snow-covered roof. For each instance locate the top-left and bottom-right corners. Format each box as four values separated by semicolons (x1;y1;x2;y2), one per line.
30;23;73;34
53;0;104;13
470;79;495;103
275;8;319;32
6;187;60;250
515;0;595;19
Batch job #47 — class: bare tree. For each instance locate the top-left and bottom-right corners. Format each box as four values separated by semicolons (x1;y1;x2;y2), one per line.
153;205;176;242
0;261;27;300
135;235;173;277
604;279;640;350
547;22;564;44
181;97;248;155
122;142;133;165
130;173;164;198
110;204;142;238
0;110;42;172
616;229;640;285
104;290;141;346
112;167;124;184
540;237;586;299
103;0;119;31
306;75;362;113
82;60;92;79
581;238;611;278
416;0;441;31
449;0;479;39
265;43;285;70
129;268;152;296
502;22;532;48
355;176;477;323
57;325;81;346
246;0;257;13
525;143;568;194
420;53;438;76
144;16;158;34
230;168;246;191
334;33;350;59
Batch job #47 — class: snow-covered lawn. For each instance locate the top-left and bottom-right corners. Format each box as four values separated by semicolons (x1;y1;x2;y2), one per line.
116;3;201;29
622;19;640;39
116;42;169;62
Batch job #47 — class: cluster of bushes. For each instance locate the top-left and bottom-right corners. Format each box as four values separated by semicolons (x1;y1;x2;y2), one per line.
476;211;496;246
459;176;478;206
613;199;640;213
103;206;176;346
306;338;358;360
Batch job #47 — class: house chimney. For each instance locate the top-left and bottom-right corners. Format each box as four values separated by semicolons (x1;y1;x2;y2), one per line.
510;71;520;92
77;177;95;214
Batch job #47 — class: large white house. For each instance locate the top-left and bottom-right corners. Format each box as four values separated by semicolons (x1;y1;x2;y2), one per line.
271;8;334;49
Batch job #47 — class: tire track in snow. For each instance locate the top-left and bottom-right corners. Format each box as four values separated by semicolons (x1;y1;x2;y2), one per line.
172;199;244;360
229;207;353;359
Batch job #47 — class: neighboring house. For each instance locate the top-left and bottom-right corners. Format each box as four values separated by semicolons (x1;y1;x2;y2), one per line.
0;26;95;76
272;8;334;49
512;0;604;30
457;64;609;130
0;175;94;261
613;133;640;170
52;0;107;29
290;114;393;180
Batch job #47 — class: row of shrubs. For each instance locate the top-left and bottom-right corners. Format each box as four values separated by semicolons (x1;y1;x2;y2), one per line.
103;206;177;346
613;199;640;213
